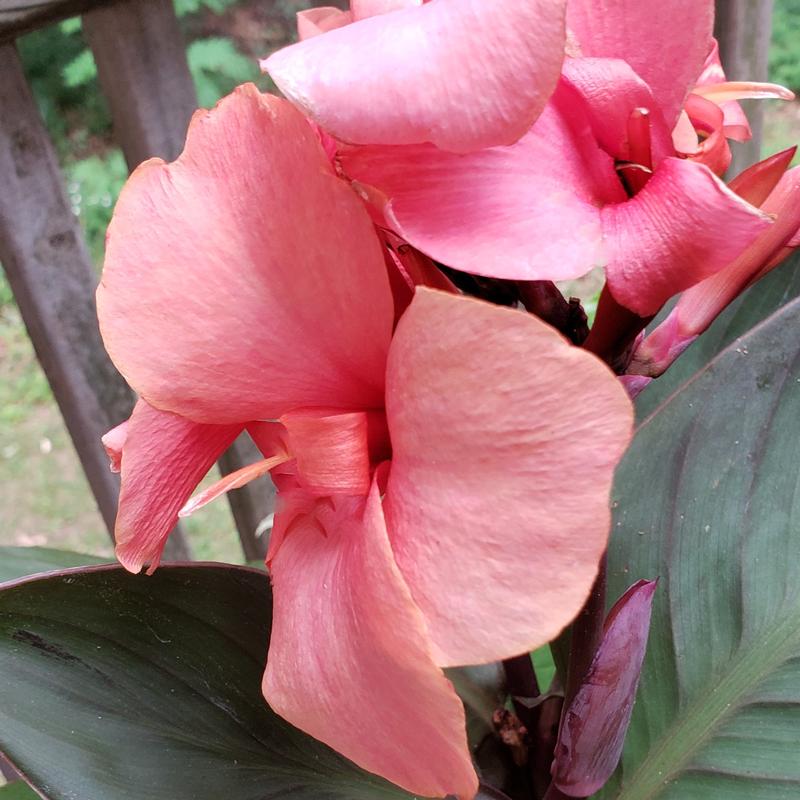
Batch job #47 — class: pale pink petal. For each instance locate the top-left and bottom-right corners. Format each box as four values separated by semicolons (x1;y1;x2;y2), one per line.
350;0;422;19
263;480;478;798
553;580;657;797
97;86;393;425
562;57;674;165
671;110;700;153
101;420;128;473
297;7;352;40
263;0;566;152
179;454;288;518
695;39;751;142
383;289;633;666
566;0;714;127
603;158;772;316
681;94;731;176
341;80;626;282
113;400;242;574
728;146;797;206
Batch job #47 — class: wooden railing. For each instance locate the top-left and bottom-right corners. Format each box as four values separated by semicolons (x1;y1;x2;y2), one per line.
0;0;274;563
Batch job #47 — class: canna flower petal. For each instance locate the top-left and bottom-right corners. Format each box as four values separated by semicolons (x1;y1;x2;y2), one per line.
110;400;242;573
263;479;478;800
340;80;627;283
695;39;751;142
296;6;352;39
631;163;800;376
693;81;795;105
383;289;634;666
603;158;772;316
566;0;714;128
344;85;770;315
97;85;393;425
262;0;566;153
674;94;731;176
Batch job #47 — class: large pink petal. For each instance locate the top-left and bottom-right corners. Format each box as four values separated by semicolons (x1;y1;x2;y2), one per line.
263;0;566;153
383;289;633;667
341;80;626;282
112;400;242;574
603;158;772;316
566;0;714;127
263;480;477;799
97;86;393;424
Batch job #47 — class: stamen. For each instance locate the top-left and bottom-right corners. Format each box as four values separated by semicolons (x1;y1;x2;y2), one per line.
179;452;290;518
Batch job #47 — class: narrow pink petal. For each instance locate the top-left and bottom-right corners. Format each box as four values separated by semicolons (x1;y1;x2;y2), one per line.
279;409;372;495
263;481;478;799
567;0;714;127
603;158;772;316
694;81;795;104
263;0;566;152
553;580;657;797
341;80;626;282
350;0;422;19
728;146;797;206
562;57;674;165
101;420;129;473
297;7;352;40
97;86;393;425
179;454;288;518
113;400;242;574
631;166;800;377
383;289;633;667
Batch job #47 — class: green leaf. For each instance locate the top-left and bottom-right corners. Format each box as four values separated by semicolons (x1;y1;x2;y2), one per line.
532;646;556;692
0;547;106;583
187;38;258;107
0;565;416;800
0;783;39;799
599;293;800;798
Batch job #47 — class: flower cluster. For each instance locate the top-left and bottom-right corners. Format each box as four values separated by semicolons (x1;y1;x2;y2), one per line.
96;0;798;797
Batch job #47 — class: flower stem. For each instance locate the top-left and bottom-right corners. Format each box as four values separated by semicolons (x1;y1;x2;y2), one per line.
562;552;607;709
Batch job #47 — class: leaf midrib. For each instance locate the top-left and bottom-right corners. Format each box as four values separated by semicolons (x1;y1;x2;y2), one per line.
613;606;800;799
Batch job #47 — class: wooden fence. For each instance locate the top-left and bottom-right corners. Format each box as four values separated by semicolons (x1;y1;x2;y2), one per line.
0;0;274;564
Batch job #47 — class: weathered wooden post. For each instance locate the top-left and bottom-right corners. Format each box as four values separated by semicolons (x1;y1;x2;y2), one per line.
715;0;776;173
84;0;274;560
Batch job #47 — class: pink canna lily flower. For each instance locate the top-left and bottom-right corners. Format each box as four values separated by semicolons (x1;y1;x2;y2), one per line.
263;0;793;321
629;147;800;380
97;86;633;798
265;0;567;153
